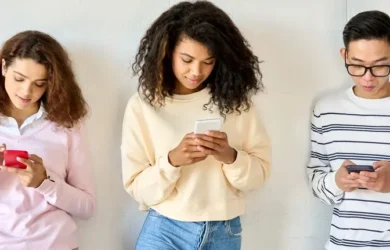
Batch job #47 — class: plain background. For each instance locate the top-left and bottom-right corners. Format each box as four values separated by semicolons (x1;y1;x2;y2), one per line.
1;0;389;249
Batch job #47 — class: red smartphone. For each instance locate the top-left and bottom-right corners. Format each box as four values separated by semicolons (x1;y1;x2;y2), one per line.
3;150;29;169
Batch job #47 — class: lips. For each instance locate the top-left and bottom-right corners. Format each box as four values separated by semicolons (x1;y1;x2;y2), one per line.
17;95;31;103
362;85;375;91
186;77;201;85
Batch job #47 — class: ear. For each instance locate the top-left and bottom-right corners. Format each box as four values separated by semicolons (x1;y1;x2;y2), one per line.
340;48;346;61
1;59;6;76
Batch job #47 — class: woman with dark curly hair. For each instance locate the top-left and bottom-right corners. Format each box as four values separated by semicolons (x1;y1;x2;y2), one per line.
121;1;271;249
0;30;95;250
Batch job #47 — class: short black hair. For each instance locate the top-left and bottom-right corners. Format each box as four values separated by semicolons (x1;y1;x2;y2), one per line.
132;1;263;117
343;10;390;48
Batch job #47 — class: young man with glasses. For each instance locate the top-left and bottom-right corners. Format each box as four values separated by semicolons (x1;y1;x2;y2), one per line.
307;10;390;250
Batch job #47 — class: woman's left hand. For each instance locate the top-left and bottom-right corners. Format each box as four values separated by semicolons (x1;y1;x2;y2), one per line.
2;154;47;188
193;131;237;164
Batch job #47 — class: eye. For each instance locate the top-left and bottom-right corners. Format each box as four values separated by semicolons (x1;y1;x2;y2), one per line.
14;77;24;82
204;61;214;65
35;82;46;88
182;58;192;63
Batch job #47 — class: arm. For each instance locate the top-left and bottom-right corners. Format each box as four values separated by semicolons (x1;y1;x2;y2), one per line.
36;122;96;219
222;105;271;192
121;97;181;207
307;105;344;205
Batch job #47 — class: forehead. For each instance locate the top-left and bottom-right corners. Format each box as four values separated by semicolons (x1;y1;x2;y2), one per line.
8;58;48;79
348;39;390;60
174;37;212;58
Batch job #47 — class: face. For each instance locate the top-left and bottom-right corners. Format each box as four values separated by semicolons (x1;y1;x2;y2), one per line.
2;58;48;112
172;37;216;94
341;39;390;99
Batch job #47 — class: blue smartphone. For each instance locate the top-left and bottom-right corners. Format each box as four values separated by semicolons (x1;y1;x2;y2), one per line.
346;165;374;174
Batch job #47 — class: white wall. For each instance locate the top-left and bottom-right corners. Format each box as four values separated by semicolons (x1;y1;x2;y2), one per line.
1;1;389;249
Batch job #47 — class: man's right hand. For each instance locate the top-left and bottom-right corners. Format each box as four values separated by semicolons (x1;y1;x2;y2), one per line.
335;160;361;192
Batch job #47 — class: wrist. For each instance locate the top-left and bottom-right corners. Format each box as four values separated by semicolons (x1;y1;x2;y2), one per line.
168;151;179;167
223;148;237;164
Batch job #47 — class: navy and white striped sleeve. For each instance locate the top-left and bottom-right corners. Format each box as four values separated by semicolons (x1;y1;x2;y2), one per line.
307;105;344;205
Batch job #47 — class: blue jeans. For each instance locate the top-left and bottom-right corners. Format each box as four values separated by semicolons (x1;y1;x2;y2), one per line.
135;209;242;250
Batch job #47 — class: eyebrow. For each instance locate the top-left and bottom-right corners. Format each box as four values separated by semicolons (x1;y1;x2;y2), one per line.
180;53;214;60
13;71;48;82
351;56;389;63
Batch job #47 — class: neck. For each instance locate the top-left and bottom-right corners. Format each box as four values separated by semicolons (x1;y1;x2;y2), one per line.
6;102;39;127
174;82;206;95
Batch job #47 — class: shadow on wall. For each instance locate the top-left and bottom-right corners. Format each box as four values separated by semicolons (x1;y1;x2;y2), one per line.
68;44;143;250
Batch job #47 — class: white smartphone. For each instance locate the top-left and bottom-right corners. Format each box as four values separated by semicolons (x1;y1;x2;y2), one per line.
194;118;222;134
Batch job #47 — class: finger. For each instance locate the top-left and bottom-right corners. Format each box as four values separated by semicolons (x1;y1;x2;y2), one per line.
28;154;43;164
0;144;6;152
360;171;378;179
340;178;361;185
342;160;355;167
356;174;373;182
193;134;224;147
196;146;216;156
16;157;33;171
183;145;201;152
373;161;389;170
204;131;227;139
344;183;360;189
194;138;221;151
184;137;201;146
359;181;378;191
347;173;360;180
356;179;375;187
185;133;195;139
189;151;208;158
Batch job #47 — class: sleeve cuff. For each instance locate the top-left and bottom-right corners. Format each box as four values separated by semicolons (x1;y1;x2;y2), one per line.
222;150;247;176
158;155;181;182
36;169;60;197
326;171;344;196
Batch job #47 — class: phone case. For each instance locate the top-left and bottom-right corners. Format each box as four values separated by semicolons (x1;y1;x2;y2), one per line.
194;118;222;134
346;165;374;173
4;150;28;169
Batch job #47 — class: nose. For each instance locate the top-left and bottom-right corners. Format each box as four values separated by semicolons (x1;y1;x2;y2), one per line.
190;63;201;77
20;82;33;96
362;68;375;81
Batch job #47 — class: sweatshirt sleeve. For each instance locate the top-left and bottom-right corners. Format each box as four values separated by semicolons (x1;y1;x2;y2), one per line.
222;105;272;192
121;95;181;208
307;104;344;205
36;122;96;219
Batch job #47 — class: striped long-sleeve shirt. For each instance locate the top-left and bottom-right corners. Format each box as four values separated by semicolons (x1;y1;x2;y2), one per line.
307;87;390;250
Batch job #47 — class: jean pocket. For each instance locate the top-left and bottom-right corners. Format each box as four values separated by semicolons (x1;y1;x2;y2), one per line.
225;217;242;237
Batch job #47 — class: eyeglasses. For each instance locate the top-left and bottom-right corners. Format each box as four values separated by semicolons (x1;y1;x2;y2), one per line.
344;53;390;77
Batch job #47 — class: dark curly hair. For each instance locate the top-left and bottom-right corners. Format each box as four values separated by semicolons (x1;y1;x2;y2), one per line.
0;30;88;128
132;0;263;116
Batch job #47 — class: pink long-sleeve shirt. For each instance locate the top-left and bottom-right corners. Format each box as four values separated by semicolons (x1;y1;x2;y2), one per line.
0;108;96;250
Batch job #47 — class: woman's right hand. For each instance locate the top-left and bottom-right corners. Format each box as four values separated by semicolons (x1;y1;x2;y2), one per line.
168;133;207;167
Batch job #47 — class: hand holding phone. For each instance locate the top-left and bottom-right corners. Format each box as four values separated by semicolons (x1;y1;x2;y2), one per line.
4;150;29;169
168;133;208;167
